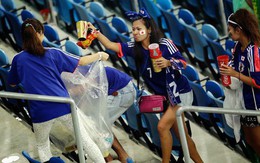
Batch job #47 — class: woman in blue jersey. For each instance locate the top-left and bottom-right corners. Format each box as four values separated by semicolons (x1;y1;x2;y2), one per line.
220;9;260;157
7;18;109;163
87;8;203;163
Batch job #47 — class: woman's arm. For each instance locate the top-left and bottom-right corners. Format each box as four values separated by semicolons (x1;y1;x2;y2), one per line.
78;52;109;66
220;65;256;87
87;22;120;53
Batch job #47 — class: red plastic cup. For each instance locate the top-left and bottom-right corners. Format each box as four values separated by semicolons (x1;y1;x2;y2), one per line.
148;43;162;72
217;55;231;86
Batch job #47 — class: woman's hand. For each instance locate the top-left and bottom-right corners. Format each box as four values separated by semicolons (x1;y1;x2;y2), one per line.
98;52;109;61
155;57;171;68
87;22;97;31
219;64;239;78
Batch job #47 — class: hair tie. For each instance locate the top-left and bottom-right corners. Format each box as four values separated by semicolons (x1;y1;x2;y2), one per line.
25;23;37;32
125;8;150;20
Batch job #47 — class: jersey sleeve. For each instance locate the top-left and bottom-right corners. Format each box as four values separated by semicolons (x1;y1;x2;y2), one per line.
118;42;135;58
249;45;260;88
53;49;80;73
160;38;186;70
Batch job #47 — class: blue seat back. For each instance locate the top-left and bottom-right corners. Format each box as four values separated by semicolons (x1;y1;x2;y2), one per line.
225;39;235;55
89;2;106;19
181;64;200;84
206;37;232;60
205;80;224;98
117;0;133;16
34;0;46;6
207;91;223;108
4;10;23;49
206;91;224;128
189;81;214;107
111;17;129;36
200;0;219;22
1;0;15;12
186;0;201;10
71;1;95;24
156;0;173;11
181;21;208;62
223;0;233;19
189;80;216;120
54;0;74;25
201;24;219;41
0;6;5;33
93;17;118;42
73;0;84;3
0;49;9;66
159;9;184;48
178;9;196;26
44;24;61;45
139;0;167;32
65;40;82;56
21;9;35;21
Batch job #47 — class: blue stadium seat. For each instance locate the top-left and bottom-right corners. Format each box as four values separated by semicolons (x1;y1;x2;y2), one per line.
181;21;220;80
156;0;181;12
2;9;23;51
158;8;186;52
43;24;69;48
21;9;36;21
111;17;130;36
205;80;224;99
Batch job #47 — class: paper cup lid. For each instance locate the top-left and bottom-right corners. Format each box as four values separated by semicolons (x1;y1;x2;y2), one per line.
148;43;159;50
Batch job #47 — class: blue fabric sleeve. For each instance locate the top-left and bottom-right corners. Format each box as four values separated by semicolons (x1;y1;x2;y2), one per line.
53;49;79;73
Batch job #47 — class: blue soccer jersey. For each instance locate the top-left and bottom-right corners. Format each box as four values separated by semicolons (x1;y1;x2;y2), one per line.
118;38;191;101
8;48;79;123
105;67;132;95
230;42;260;110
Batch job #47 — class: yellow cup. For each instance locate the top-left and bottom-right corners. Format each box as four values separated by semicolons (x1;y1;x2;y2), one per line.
151;58;162;72
76;21;88;41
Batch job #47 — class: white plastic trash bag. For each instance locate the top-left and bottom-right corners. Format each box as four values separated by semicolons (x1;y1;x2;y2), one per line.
61;61;113;156
223;76;244;142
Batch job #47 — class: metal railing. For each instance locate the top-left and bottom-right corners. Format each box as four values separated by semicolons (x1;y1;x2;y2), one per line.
0;91;86;163
176;106;260;163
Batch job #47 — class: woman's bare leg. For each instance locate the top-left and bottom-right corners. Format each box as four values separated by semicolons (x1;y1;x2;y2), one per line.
157;105;177;163
243;126;260;156
158;105;203;163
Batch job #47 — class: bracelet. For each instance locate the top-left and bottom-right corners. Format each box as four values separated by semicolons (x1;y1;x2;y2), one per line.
98;52;102;60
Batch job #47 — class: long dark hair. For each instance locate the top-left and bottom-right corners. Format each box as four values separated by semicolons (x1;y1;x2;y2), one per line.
21;18;45;56
133;18;164;69
228;9;260;46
